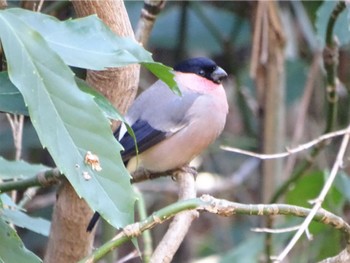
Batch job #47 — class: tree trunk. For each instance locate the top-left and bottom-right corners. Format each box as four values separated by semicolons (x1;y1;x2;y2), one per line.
44;1;139;262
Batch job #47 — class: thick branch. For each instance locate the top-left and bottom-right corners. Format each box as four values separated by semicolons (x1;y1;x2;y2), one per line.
151;167;198;263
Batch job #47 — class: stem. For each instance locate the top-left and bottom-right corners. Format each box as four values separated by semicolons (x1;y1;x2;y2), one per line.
0;168;61;193
135;188;153;262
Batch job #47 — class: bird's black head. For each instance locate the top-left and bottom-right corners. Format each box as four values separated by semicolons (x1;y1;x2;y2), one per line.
174;57;228;84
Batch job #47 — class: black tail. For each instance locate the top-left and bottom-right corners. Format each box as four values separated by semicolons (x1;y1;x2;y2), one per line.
87;212;100;232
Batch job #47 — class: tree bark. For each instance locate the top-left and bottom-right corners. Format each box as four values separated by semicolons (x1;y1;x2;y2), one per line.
250;0;286;202
44;1;139;262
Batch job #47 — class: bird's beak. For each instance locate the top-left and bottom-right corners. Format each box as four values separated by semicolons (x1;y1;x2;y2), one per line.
211;66;228;84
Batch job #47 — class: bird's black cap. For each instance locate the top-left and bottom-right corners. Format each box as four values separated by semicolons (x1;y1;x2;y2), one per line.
174;57;227;84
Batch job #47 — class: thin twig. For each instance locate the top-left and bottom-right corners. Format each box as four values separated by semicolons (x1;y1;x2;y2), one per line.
252;225;301;234
6;114;24;161
36;0;44;12
6;114;24;203
135;0;165;46
253;225;313;240
273;123;350;262
222;128;349;160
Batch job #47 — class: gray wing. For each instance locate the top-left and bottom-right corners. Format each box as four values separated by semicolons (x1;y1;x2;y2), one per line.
116;80;200;162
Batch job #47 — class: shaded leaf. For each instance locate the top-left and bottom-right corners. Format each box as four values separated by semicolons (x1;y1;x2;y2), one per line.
0;156;49;180
0;71;28;116
333;171;350;202
0;218;41;263
0;9;135;228
1;194;50;236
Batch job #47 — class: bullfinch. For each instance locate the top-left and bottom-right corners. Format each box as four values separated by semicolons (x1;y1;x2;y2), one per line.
87;57;228;232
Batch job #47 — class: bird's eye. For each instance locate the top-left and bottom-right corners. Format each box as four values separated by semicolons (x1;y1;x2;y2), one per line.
212;66;217;71
198;69;205;76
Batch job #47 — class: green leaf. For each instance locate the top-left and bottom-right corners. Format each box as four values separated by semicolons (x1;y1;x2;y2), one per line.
334;171;350;201
0;71;28;116
286;170;345;233
1;194;50;236
6;8;177;93
75;77;126;122
0;9;135;228
7;8;152;69
0;157;49;180
285;170;344;211
75;77;138;153
316;1;350;47
142;62;180;95
0;218;42;263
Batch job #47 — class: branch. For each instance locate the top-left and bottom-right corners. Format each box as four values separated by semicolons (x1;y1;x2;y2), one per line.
78;195;350;263
135;0;166;46
222;127;349;160
151;167;198;263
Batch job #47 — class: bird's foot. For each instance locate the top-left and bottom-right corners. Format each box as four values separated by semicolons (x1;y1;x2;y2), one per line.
170;166;198;181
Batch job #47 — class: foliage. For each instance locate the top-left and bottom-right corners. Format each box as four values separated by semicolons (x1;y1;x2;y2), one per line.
0;7;174;261
1;1;350;262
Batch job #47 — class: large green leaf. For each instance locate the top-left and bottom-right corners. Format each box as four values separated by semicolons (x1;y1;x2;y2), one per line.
76;77;138;150
0;218;42;263
0;72;138;152
8;8;152;69
1;194;50;236
0;157;49;180
6;8;178;94
0;10;135;228
0;71;28;116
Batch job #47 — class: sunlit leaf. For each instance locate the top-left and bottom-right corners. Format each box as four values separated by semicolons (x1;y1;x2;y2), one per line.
0;9;135;228
7;8;178;93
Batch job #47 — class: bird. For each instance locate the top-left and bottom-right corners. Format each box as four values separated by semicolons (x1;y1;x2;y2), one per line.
87;57;229;232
